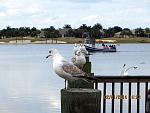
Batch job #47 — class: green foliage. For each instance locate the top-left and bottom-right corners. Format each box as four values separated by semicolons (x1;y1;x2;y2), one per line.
0;24;150;40
135;28;144;37
0;26;40;38
41;26;59;38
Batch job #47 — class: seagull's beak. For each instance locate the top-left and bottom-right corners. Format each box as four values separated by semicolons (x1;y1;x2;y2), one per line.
46;54;51;58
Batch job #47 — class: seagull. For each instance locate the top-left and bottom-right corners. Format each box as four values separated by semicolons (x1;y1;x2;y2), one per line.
120;64;138;76
71;50;86;69
46;48;97;89
79;44;89;56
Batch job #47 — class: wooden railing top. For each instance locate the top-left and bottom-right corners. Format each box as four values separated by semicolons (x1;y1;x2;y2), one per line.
94;75;150;83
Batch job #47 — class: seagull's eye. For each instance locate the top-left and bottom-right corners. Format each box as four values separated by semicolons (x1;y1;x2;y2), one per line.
49;51;51;53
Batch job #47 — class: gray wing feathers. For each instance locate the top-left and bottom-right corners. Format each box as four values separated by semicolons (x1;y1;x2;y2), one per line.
61;60;84;76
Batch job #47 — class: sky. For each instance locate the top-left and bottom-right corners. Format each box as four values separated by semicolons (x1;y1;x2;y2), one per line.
0;0;150;29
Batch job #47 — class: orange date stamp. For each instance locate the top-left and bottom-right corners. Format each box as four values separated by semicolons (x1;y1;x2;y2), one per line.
104;95;141;99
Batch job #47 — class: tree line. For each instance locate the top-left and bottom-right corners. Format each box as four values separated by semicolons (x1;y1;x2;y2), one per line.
0;23;150;39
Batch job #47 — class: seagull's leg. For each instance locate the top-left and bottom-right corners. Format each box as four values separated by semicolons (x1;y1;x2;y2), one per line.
64;80;66;89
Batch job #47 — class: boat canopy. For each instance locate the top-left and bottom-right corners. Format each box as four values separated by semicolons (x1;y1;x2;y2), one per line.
96;39;117;43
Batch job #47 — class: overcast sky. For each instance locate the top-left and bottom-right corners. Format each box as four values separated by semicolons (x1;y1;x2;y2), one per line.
0;0;150;29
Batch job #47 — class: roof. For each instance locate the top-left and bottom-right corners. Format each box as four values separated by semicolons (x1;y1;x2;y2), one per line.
58;28;70;35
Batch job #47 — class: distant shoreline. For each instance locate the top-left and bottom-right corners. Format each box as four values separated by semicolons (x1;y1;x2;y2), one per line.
1;37;150;44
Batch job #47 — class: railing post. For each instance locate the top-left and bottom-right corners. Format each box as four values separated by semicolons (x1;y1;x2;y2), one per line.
61;56;101;113
146;89;150;113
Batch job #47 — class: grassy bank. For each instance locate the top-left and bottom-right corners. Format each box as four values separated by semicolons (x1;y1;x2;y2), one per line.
103;37;150;43
56;37;84;44
1;37;150;44
56;37;150;43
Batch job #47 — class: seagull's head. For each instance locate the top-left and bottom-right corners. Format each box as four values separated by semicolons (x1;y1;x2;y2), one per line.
46;48;59;58
75;50;81;56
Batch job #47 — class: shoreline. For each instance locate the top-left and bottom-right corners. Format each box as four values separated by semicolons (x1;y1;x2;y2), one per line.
1;37;150;44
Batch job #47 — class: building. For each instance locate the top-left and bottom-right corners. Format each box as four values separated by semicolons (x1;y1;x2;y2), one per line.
37;30;45;38
114;29;136;38
58;28;70;37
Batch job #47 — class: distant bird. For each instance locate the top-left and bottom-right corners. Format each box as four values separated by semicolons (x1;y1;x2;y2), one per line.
46;48;97;89
72;50;86;69
120;64;138;75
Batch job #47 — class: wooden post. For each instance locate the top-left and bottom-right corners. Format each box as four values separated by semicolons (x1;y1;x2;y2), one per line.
16;37;17;44
146;89;150;113
52;38;53;44
56;39;57;44
22;37;23;44
46;38;47;44
61;56;101;113
61;88;101;113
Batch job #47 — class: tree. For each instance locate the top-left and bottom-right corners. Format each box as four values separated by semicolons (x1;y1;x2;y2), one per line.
135;28;144;37
43;26;59;38
30;27;40;37
90;23;103;38
144;28;150;38
66;29;74;37
79;24;91;32
121;28;132;38
92;23;102;30
103;27;114;37
63;24;72;29
113;26;122;33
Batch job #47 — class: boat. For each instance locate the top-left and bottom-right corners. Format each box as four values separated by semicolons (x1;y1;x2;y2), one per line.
84;44;116;52
83;32;117;52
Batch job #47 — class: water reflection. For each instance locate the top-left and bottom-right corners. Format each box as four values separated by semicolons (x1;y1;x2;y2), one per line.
0;44;150;113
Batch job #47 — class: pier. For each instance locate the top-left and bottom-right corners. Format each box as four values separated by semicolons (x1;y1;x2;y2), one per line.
94;75;150;113
61;57;150;113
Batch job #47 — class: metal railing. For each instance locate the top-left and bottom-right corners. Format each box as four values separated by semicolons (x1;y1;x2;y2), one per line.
94;75;150;113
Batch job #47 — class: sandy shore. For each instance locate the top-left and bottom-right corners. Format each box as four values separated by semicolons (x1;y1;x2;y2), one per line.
0;39;67;44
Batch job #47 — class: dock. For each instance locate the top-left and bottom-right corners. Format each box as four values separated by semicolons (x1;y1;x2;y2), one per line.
60;57;150;113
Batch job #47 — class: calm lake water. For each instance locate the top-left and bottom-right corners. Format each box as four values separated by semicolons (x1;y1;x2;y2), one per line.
0;44;150;113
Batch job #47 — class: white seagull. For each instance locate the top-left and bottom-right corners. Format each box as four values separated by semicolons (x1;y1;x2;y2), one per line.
46;48;96;89
72;50;86;69
120;64;138;76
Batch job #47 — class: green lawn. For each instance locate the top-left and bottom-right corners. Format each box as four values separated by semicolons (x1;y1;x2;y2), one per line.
56;37;84;44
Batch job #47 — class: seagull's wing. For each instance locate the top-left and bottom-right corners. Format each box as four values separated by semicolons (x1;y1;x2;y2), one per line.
61;60;84;76
61;60;99;82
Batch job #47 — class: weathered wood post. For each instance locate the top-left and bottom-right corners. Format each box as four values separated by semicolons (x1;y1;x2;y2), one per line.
56;39;57;44
52;38;53;44
146;89;150;113
61;56;101;113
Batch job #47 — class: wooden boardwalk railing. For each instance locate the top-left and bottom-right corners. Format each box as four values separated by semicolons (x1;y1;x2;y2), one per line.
94;75;150;113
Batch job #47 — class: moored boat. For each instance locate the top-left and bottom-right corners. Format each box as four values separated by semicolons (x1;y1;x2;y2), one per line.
84;44;117;52
83;32;117;52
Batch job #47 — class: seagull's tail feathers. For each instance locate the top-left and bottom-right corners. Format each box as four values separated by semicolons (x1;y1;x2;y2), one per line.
73;75;99;82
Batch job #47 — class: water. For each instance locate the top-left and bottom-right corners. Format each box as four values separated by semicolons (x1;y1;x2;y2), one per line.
0;44;150;113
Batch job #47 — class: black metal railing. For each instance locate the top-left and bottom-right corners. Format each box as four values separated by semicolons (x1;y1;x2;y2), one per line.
94;76;150;113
